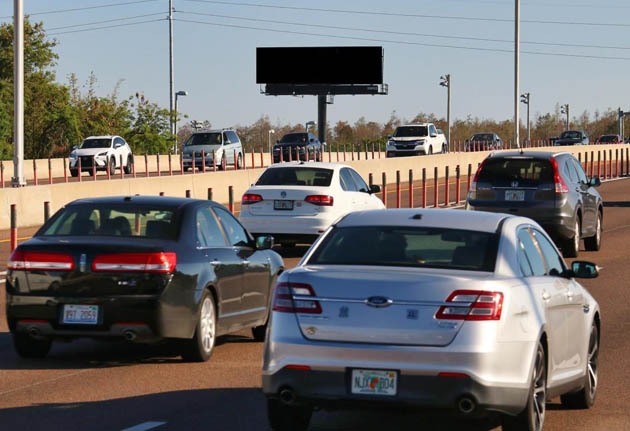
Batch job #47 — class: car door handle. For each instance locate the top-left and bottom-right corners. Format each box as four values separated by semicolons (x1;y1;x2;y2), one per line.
542;291;551;301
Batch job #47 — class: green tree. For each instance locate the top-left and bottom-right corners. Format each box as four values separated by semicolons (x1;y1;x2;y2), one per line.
125;93;173;155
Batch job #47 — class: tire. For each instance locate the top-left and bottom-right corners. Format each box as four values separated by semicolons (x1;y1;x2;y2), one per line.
561;322;598;409
70;169;78;178
251;323;267;342
181;292;216;362
13;333;52;358
563;218;581;258
237;153;243;170
124;155;133;174
442;144;447;153
428;146;433;155
88;169;95;177
108;157;116;176
503;341;547;431
584;211;602;252
267;398;313;431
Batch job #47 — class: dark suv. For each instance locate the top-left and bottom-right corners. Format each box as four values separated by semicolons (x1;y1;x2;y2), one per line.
272;132;322;163
466;151;603;257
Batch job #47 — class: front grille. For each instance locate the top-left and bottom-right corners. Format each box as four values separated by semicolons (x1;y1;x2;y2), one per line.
79;156;93;167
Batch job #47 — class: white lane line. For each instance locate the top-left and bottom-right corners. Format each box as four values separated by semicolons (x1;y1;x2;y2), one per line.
120;422;166;431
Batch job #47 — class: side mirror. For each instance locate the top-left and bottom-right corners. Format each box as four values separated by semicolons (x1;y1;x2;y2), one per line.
255;235;274;250
387;135;392;139
369;185;381;194
72;145;78;150
569;261;599;279
589;177;601;188
430;133;437;138
276;140;280;144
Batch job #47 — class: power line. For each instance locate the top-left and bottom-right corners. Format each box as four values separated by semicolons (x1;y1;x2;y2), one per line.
178;10;630;51
182;0;630;28
1;0;159;20
48;18;163;36
174;18;630;61
46;13;164;32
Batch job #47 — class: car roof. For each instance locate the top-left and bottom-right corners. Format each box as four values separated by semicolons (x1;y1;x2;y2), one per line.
192;129;232;134
84;136;116;140
263;161;349;170
68;195;209;209
336;208;508;233
399;123;431;127
487;150;568;160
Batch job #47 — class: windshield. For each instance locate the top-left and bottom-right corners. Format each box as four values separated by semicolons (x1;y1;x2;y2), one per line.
308;226;498;272
279;133;308;144
394;126;428;138
80;139;111;149
598;135;618;143
478;158;554;186
471;134;494;141
560;131;581;139
38;204;179;240
184;132;222;147
256;167;333;186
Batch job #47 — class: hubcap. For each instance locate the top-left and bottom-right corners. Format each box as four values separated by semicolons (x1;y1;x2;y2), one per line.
596;215;601;246
588;328;599;398
574;220;580;252
532;348;546;431
199;298;215;353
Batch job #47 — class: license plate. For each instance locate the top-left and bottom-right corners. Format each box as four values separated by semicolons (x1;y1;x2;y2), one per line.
61;304;98;325
274;200;294;210
351;369;397;396
505;190;525;201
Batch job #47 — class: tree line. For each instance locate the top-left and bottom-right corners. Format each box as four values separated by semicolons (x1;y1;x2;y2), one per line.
0;19;624;160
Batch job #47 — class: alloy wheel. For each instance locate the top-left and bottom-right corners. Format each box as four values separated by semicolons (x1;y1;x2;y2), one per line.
574;220;581;253
531;347;547;431
587;327;599;399
199;297;215;353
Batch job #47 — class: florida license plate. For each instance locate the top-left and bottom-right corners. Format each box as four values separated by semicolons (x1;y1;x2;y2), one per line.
505;190;525;201
351;369;397;396
274;200;294;210
61;304;98;325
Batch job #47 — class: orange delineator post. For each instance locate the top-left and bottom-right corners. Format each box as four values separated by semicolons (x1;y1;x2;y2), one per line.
455;165;461;204
156;154;160;177
422;168;427;208
467;164;472;194
444;166;450;207
10;204;17;251
433;167;438;208
408;169;413;208
48;158;52;184
396;170;401;209
381;172;387;207
33;159;37;186
228;186;234;213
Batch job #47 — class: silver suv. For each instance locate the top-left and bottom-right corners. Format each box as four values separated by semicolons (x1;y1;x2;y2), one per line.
182;129;243;171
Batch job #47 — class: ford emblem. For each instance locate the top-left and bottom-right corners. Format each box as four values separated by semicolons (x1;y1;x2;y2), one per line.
365;296;393;308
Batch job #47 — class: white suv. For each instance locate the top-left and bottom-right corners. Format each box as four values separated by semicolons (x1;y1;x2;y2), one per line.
69;136;133;177
386;123;447;157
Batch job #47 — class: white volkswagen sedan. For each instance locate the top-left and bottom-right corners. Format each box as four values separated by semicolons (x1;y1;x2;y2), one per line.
239;162;385;247
263;208;601;431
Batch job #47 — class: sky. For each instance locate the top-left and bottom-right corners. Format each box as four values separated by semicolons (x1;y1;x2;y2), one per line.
1;0;629;130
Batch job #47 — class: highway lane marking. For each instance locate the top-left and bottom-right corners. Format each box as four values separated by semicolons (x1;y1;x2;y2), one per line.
0;236;31;244
120;422;166;431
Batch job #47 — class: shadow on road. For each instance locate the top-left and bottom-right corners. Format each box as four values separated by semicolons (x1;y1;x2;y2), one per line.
603;201;630;208
0;387;503;431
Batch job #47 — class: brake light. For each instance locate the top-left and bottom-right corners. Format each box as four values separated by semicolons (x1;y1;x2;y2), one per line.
285;365;312;371
92;252;176;273
8;250;74;271
305;195;334;206
242;193;263;205
469;158;488;193
549;157;569;194
272;282;322;314
435;290;503;321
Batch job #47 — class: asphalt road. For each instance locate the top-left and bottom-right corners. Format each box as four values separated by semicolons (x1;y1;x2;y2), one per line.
0;179;629;431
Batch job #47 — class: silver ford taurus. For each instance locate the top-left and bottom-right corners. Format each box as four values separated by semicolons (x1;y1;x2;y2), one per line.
262;209;601;431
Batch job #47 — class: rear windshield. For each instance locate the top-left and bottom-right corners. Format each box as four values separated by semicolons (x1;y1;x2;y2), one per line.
478;158;554;186
80;139;111;149
598;135;618;142
184;133;222;147
279;133;308;144
38;204;179;240
308;226;498;272
394;126;428;138
256;167;333;187
560;131;581;139
471;134;493;141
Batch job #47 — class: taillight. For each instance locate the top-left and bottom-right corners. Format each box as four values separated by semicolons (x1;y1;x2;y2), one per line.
549;157;569;194
435;290;503;321
469;158;488;193
305;195;334;206
242;193;263;205
272;282;322;314
8;250;74;271
92;252;176;273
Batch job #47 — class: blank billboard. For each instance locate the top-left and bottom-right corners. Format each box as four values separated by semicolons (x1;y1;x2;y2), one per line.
256;46;383;85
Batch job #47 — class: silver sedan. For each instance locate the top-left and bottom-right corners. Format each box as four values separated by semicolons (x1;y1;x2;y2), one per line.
262;209;601;431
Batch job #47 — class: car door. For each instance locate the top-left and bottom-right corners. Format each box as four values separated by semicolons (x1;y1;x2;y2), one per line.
517;227;568;385
113;137;126;167
339;168;362;211
222;132;233;165
195;205;245;328
348;168;377;209
213;206;269;325
571;158;597;236
228;131;242;160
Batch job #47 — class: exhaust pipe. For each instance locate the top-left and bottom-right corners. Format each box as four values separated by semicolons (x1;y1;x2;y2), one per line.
279;388;297;405
123;330;137;341
457;396;476;415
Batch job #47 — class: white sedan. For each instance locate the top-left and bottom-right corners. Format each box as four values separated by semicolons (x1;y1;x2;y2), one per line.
239;162;385;247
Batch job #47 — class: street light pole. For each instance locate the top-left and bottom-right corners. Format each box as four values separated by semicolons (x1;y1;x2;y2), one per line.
168;0;175;137
268;129;275;154
440;74;451;152
520;93;530;146
12;0;25;187
174;90;187;153
514;0;521;149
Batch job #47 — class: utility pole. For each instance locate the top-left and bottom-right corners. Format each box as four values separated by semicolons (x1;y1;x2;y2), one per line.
440;74;451;152
11;0;25;187
514;0;520;149
520;92;530;146
168;0;175;137
618;108;624;137
561;104;570;130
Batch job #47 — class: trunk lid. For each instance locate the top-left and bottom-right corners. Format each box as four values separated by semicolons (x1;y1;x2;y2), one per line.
244;186;331;216
288;265;493;346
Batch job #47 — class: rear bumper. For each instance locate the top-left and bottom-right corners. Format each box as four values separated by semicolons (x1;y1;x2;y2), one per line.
386;149;425;157
240;213;335;237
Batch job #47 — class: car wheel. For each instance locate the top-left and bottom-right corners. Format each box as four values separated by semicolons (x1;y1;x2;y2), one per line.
181;292;216;362
428;146;433;155
13;333;52;358
563;218;581;258
561;322;598;409
251;323;267;342
503;341;546;431
124;155;133;174
108;157;116;176
442;144;447;153
267;398;312;431
584;211;602;251
70;169;78;177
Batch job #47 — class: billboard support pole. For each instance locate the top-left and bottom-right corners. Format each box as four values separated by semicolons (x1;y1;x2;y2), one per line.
317;95;327;145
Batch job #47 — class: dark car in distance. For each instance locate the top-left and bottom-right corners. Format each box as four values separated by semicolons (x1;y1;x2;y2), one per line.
5;196;283;361
554;130;589;146
595;134;624;145
466;151;603;258
273;133;322;163
465;132;503;151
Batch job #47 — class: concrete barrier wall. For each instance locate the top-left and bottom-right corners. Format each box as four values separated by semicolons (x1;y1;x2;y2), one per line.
0;144;626;230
